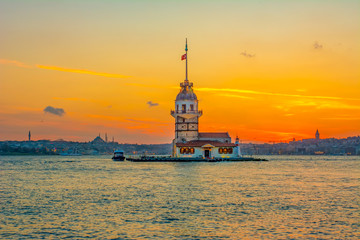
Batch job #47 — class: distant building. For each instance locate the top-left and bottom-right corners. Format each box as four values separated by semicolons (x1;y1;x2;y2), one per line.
28;131;31;141
92;136;106;144
170;40;241;159
315;129;320;140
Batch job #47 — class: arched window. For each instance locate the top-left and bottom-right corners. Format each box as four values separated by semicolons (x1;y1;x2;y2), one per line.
228;148;233;154
180;147;195;155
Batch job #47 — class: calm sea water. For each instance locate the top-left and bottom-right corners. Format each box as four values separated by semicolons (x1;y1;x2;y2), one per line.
0;155;359;239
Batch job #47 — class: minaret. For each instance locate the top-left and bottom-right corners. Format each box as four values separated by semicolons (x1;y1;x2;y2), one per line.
315;129;320;140
171;39;202;144
235;136;242;157
28;131;31;141
105;133;108;143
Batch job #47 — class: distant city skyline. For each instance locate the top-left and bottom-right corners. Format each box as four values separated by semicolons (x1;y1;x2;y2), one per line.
3;129;358;145
0;1;359;144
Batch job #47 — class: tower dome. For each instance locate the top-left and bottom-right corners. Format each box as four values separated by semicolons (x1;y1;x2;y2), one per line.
176;81;197;101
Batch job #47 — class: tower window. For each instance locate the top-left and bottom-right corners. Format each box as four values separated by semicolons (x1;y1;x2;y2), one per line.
190;104;194;111
176;104;179;112
182;104;186;113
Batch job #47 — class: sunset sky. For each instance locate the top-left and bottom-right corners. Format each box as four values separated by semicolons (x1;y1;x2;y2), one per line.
1;0;359;144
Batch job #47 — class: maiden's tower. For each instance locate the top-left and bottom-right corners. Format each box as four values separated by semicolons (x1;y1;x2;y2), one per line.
171;40;241;159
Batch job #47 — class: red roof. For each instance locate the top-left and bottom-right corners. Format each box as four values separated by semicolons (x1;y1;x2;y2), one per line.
198;132;230;138
176;140;236;147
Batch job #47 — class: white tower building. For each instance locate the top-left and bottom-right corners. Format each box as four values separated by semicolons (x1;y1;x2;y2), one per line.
171;39;202;144
171;39;241;159
171;80;203;143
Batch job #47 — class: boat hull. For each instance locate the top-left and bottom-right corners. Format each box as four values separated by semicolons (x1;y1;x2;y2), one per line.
112;156;126;161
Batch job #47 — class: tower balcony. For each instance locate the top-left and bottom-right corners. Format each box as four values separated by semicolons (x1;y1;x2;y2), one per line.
171;110;203;119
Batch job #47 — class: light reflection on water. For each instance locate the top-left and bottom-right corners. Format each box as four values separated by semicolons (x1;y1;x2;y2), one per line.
0;155;359;239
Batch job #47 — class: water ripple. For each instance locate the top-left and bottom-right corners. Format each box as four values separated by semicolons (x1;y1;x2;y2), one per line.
0;155;359;239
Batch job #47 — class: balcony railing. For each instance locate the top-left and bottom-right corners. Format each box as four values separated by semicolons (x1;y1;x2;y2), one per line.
171;110;203;115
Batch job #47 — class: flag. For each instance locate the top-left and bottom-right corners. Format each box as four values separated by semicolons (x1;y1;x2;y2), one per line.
181;54;187;60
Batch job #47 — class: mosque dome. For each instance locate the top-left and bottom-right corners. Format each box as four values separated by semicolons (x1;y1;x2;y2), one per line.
176;85;197;101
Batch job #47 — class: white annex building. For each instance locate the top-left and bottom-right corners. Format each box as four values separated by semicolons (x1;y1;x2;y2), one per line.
171;40;241;159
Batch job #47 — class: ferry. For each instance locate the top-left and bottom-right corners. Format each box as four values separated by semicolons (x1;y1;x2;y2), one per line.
112;150;125;161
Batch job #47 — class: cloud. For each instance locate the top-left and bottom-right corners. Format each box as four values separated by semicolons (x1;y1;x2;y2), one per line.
125;118;169;125
321;117;360;120
147;101;159;107
293;100;360;109
217;93;254;99
313;41;323;50
0;59;32;68
0;59;131;79
87;114;123;122
36;65;131;78
196;87;360;101
276;100;360;111
43;106;65;116
240;51;255;58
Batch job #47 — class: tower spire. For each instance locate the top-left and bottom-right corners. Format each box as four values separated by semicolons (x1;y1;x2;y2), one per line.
185;38;188;82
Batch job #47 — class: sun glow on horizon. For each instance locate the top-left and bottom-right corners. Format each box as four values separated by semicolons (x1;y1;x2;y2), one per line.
0;1;359;143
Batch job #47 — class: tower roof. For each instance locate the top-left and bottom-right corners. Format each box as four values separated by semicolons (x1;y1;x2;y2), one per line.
176;81;197;101
176;140;236;147
199;132;230;138
176;39;197;101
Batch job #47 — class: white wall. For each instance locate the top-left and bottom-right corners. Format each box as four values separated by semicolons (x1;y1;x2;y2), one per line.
176;146;240;158
175;99;198;112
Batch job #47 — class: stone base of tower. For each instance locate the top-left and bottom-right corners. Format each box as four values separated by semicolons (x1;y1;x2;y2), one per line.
172;132;241;159
171;139;177;157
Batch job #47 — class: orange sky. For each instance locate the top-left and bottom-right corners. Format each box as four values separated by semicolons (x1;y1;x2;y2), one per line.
0;1;359;143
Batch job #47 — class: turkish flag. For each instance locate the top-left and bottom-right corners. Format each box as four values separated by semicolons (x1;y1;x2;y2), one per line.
181;54;187;60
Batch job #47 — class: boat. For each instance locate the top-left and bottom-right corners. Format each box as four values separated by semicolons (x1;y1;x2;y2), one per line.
112;150;125;161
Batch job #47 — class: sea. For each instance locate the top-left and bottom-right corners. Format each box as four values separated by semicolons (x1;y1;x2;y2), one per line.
0;155;359;239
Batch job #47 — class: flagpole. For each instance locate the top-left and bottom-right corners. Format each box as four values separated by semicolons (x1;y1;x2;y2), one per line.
185;38;188;81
